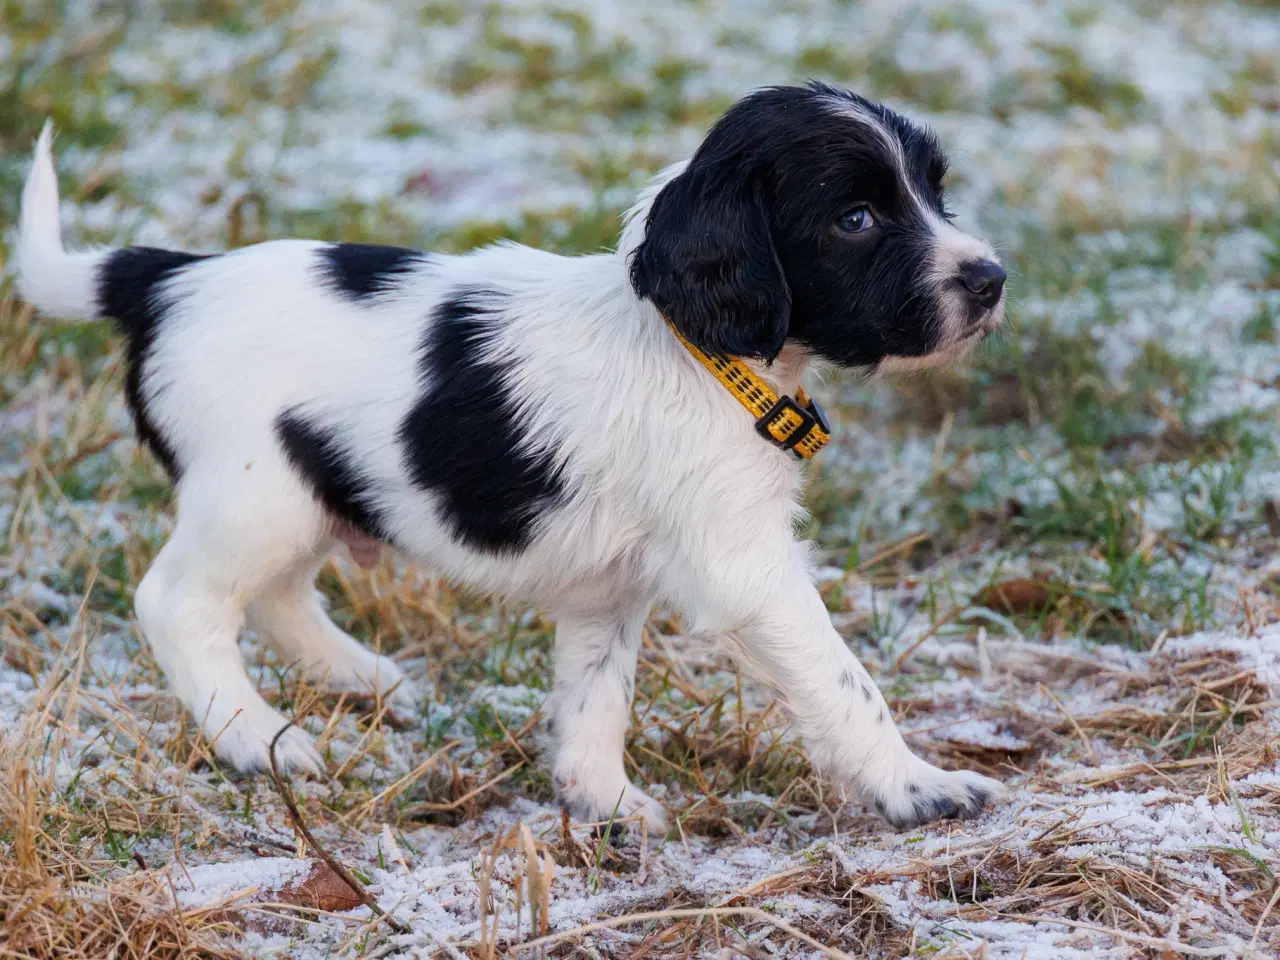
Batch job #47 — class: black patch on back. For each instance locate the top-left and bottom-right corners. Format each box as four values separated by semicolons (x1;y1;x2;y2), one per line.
276;411;388;541
96;247;212;478
399;289;566;552
318;243;424;300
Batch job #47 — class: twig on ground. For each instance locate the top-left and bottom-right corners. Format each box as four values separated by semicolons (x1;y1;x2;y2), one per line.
267;720;410;935
1000;913;1247;957
509;906;851;959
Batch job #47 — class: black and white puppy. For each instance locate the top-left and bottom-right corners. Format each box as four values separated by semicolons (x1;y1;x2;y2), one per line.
17;83;1007;831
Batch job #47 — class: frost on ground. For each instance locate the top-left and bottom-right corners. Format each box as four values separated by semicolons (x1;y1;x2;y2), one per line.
1;0;1279;957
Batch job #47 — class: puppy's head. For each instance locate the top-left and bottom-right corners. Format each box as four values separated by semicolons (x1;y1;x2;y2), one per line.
629;82;1004;371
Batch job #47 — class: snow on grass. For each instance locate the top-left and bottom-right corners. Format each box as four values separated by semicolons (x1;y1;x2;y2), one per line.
172;857;318;910
2;0;1279;956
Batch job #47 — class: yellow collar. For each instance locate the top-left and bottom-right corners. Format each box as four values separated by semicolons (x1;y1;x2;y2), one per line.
666;322;830;459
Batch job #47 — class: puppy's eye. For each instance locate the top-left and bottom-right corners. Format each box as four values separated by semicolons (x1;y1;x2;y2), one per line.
836;206;875;234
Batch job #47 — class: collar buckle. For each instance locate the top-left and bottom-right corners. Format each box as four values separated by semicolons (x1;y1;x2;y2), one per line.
755;394;830;458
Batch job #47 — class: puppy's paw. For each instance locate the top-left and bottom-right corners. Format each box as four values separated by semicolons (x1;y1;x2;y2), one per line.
558;775;668;837
614;783;669;836
206;701;324;778
872;764;1004;831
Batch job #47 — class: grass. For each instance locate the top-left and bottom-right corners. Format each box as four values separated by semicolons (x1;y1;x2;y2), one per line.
3;0;1280;956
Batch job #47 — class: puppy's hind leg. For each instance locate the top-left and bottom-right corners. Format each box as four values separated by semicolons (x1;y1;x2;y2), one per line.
246;550;415;710
134;456;329;776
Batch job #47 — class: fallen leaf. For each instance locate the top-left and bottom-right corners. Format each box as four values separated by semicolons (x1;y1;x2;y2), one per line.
271;861;364;913
974;578;1058;615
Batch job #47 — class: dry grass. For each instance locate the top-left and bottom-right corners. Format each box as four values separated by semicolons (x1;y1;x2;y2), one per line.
4;0;1280;954
3;574;1277;956
0;863;244;960
0;634;244;959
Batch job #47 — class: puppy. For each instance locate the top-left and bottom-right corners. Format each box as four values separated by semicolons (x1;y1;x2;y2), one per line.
17;83;1007;832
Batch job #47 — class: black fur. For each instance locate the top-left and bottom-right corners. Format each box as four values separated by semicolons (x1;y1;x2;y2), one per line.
399;289;566;552
96;247;212;478
318;243;425;300
908;792;964;826
878;782;990;829
630;155;789;361
276;411;388;541
630;81;956;367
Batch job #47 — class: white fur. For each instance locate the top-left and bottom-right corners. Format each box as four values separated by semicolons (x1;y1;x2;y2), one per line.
17;123;102;319
16;125;1004;832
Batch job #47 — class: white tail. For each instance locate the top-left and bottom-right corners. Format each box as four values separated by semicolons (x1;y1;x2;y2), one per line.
16;122;109;321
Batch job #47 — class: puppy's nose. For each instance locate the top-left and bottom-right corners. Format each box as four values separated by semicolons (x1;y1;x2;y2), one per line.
958;260;1006;309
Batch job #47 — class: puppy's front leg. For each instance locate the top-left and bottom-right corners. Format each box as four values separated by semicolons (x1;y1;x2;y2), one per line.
726;570;1003;829
546;599;667;834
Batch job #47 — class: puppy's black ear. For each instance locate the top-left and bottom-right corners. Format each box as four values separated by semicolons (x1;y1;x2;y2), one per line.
629;159;790;361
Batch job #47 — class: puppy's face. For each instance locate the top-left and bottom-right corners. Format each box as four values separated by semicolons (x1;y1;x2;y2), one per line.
631;83;1005;370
